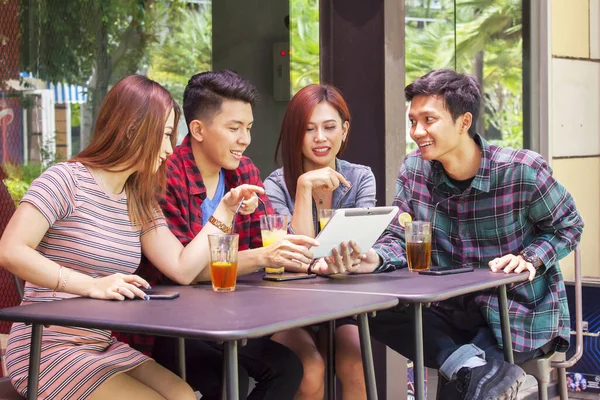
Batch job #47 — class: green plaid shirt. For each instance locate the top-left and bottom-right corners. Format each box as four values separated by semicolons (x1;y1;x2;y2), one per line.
374;135;583;353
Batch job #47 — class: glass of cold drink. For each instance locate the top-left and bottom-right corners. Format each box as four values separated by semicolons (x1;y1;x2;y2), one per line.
260;214;288;276
208;233;239;292
405;221;431;272
318;209;334;231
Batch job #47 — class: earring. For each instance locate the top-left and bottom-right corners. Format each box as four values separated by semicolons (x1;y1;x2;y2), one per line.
342;137;346;143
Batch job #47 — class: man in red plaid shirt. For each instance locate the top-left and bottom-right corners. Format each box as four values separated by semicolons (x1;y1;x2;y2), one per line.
118;71;319;399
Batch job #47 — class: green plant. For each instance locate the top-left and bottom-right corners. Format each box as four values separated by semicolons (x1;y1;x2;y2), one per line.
148;5;212;105
290;0;320;93
1;163;45;206
405;0;524;149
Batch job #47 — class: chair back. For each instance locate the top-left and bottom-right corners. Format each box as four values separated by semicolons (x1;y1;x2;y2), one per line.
553;246;583;368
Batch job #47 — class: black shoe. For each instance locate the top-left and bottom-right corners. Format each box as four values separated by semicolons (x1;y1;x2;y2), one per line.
455;359;526;400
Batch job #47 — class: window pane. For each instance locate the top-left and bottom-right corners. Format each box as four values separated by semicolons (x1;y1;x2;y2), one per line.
290;0;320;94
0;0;212;203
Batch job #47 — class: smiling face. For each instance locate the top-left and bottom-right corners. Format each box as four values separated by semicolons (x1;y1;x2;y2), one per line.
408;95;471;163
154;108;175;173
190;99;253;173
301;101;349;172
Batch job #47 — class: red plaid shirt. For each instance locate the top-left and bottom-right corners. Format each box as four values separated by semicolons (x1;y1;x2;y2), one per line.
114;135;273;354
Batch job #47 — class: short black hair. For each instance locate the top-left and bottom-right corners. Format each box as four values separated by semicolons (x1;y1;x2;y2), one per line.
405;69;481;137
183;70;259;130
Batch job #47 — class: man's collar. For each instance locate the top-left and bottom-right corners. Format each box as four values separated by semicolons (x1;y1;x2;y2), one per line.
431;134;491;193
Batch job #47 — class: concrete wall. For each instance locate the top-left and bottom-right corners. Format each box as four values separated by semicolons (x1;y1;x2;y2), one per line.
212;0;290;179
550;0;600;279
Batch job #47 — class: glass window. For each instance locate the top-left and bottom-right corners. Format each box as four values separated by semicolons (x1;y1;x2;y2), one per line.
0;0;213;204
289;0;320;94
405;0;523;153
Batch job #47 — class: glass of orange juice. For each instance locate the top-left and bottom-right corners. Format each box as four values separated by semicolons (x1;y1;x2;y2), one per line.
260;214;288;275
318;209;334;230
208;234;239;292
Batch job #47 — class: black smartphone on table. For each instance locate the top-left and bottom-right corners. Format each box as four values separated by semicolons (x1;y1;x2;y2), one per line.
142;290;180;299
417;266;474;276
263;273;317;282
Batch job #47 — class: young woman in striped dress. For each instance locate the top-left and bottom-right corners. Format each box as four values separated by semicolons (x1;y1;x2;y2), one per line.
0;75;263;400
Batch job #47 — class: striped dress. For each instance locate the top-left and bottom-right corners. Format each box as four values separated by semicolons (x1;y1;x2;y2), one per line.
5;162;165;399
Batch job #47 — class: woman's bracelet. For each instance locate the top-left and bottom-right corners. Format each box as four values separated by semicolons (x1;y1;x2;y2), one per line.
52;266;63;297
58;267;71;293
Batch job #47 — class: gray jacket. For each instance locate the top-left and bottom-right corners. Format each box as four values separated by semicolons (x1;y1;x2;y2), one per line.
264;158;377;233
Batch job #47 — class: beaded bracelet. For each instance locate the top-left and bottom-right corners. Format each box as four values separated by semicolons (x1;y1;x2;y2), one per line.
59;268;71;293
52;266;63;297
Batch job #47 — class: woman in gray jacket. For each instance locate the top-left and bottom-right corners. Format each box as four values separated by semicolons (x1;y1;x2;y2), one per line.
265;84;376;400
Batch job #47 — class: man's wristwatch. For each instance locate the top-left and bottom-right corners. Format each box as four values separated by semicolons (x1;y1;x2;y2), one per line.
519;249;543;268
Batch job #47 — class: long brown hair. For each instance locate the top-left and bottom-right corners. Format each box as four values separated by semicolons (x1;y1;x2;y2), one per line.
71;75;180;226
274;84;351;198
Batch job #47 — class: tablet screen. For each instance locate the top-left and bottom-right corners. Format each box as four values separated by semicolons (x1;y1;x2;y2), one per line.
312;206;399;259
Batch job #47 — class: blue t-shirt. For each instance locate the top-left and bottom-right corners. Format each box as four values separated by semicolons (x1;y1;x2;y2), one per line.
201;169;226;225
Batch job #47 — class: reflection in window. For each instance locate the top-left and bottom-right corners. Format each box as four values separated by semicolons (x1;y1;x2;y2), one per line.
405;0;523;153
290;0;320;94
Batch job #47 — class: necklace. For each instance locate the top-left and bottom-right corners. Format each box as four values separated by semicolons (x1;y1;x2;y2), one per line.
95;169;122;195
95;169;106;190
313;190;324;205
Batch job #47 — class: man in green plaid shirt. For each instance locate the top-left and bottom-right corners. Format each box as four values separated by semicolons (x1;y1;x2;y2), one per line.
315;69;583;399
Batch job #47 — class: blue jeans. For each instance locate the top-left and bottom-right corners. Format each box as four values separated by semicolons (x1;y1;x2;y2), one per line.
368;297;545;380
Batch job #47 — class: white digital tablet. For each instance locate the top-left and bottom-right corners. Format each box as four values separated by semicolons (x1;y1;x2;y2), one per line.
311;206;399;259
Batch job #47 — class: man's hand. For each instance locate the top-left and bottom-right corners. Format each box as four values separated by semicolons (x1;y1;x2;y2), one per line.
489;254;536;281
222;184;264;214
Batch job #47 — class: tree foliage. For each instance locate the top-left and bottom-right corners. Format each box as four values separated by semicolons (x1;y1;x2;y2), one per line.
147;4;212;105
20;0;184;115
290;0;319;94
406;0;523;148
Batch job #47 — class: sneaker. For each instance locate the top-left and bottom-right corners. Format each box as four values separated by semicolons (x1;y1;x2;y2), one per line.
455;359;526;400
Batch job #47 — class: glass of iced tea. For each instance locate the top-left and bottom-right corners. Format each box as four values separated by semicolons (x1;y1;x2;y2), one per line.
260;214;288;276
208;233;239;292
318;208;334;231
405;221;431;272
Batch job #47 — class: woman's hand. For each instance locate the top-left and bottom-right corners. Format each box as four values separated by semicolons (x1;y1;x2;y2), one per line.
263;234;319;269
222;184;265;214
319;241;364;274
88;273;151;301
298;167;350;192
313;246;379;275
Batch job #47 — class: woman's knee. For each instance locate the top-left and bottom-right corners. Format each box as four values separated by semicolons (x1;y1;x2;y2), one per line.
163;379;197;400
297;352;325;395
334;326;365;385
336;353;365;385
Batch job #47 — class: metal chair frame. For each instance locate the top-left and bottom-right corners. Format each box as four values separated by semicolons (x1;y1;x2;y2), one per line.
518;246;583;400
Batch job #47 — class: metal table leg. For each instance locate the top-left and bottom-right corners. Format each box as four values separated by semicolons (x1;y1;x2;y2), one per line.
358;313;378;400
326;320;336;400
224;341;239;400
27;324;43;400
177;337;186;381
413;304;425;400
221;353;227;400
498;285;514;364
